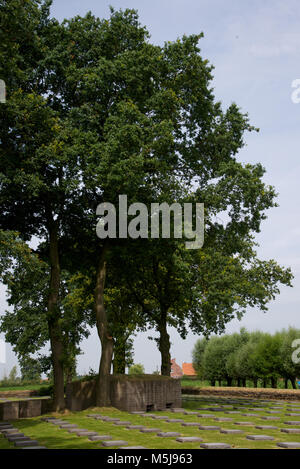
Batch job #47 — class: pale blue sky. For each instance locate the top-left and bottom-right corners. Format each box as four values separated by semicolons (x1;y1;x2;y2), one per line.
1;0;300;377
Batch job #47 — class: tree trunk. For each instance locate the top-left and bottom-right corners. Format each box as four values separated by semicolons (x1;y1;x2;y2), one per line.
226;377;232;387
242;379;246;387
271;377;277;389
263;379;267;388
210;380;215;386
158;316;171;376
291;378;296;389
237;378;241;387
284;378;288;389
94;243;114;406
253;378;258;388
47;222;65;412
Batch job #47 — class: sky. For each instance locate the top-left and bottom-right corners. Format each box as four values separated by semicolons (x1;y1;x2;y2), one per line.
1;0;300;377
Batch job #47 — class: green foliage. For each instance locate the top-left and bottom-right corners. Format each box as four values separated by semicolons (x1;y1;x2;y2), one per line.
192;338;209;378
20;357;42;382
0;1;295;397
128;363;145;375
8;365;18;382
192;328;300;388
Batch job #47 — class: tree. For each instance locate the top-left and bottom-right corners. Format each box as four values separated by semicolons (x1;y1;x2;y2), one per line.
192;338;209;379
234;331;266;387
0;230;91;390
0;0;101;410
225;329;250;386
279;328;300;389
20;357;41;382
0;2;294;407
250;333;282;388
8;366;18;383
128;363;145;375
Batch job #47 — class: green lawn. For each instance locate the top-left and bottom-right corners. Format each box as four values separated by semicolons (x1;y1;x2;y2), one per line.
0;384;49;392
1;396;300;449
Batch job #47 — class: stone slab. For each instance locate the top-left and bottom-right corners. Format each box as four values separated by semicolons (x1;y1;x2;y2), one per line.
200;443;231;449
101;440;129;447
140;428;161;433
284;421;300;425
157;432;181;437
59;424;78;429
14;440;39;447
21;446;47;449
76;431;99;437
166;419;183;423
246;435;274;441
126;425;146;430
176;437;203;443
88;435;112;441
68;428;88;433
184;412;198;415
101;417;120;422
261;417;280;421
198;425;221;430
280;428;300;434
1;428;20;434
7;436;28;442
234;422;254;426
214;418;233;422
181;422;200;427
277;442;300;448
220;429;244;434
197;414;214;418
255;425;278;430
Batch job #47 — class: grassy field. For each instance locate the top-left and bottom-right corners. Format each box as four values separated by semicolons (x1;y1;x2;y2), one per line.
1;396;300;449
0;384;49;392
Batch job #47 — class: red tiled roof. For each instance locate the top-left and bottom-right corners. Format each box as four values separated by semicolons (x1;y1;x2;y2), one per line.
182;362;196;376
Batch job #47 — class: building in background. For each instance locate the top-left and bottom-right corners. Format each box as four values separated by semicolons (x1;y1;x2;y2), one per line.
182;362;196;376
170;359;196;378
170;358;183;378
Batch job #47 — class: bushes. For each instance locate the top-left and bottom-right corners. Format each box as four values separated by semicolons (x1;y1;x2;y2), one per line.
192;328;300;388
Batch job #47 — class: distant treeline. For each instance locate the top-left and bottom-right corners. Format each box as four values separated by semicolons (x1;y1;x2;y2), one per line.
192;328;300;388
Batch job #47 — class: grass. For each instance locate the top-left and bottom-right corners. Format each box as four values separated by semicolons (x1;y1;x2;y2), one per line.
1;396;300;449
0;384;49;392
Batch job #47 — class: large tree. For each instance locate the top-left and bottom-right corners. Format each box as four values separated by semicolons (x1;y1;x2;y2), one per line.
0;2;293;407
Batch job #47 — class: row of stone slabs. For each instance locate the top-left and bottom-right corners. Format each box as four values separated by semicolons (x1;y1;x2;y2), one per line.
43;414;300;449
0;422;46;449
84;413;300;449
